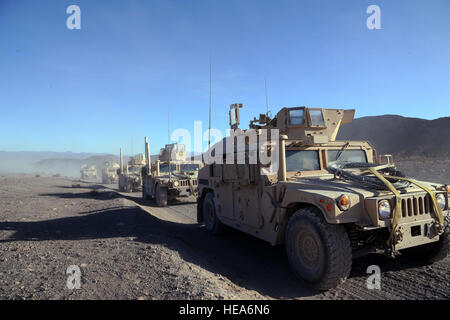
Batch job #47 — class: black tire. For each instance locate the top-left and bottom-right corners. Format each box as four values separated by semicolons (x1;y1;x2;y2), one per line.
285;207;352;290
401;220;449;264
202;193;225;234
142;181;146;199
155;184;168;207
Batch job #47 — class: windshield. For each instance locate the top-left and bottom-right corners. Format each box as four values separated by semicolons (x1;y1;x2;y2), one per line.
127;166;140;173
286;150;320;171
159;164;177;173
328;149;367;163
180;163;200;172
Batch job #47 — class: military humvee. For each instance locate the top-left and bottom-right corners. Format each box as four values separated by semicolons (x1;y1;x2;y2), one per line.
142;137;202;206
101;161;120;184
117;148;146;192
80;165;97;181
197;103;449;290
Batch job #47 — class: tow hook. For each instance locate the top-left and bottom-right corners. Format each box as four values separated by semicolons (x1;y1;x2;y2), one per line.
394;227;404;244
427;222;444;239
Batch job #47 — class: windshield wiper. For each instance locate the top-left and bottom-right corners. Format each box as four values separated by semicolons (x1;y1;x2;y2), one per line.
335;141;350;162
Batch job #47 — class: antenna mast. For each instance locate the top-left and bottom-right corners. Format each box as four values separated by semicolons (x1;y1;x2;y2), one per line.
265;77;269;115
168;109;171;181
208;53;212;149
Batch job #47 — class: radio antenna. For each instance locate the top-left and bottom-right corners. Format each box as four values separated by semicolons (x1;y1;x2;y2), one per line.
168;109;172;181
208;53;212;149
265;77;269;115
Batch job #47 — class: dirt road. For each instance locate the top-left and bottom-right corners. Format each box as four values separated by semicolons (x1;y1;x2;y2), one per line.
0;174;448;300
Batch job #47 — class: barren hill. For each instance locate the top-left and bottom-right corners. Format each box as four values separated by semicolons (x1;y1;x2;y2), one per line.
337;115;450;159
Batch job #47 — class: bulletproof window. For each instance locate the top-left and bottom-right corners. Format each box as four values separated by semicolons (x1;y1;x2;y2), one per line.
230;110;237;126
327;150;367;163
289;109;305;126
285;150;320;171
309;109;325;126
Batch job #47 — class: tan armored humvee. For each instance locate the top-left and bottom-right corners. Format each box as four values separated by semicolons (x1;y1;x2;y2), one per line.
197;104;449;290
142;138;202;206
101;161;120;184
117;149;146;192
80;165;97;180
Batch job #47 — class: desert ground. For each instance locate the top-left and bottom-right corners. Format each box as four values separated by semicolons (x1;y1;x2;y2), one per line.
0;159;449;300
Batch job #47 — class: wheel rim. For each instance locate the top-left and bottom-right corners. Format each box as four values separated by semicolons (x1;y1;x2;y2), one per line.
294;228;323;279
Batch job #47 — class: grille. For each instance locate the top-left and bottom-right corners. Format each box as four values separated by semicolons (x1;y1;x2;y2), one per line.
178;180;198;187
401;194;433;218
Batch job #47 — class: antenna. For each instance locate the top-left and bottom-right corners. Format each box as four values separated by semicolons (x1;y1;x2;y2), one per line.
131;137;133;157
208;53;212;149
168;109;171;181
265;77;269;115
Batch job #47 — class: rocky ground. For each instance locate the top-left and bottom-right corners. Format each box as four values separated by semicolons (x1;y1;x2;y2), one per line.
0;160;449;300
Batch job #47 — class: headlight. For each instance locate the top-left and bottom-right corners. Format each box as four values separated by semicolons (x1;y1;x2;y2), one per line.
378;200;391;220
172;181;179;187
436;193;446;210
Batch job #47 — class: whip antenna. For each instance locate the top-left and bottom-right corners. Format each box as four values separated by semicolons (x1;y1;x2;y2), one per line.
208;53;212;149
265;77;269;116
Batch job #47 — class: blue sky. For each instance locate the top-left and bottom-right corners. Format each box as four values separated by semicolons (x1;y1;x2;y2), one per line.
1;0;449;155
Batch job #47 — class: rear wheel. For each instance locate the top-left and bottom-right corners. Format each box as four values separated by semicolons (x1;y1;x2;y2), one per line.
285;207;352;290
155;184;168;207
202;193;225;234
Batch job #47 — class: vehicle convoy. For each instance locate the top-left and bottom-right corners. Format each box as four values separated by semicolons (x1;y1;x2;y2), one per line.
117;148;146;192
196;103;450;290
142;138;202;206
101;161;120;184
80;165;97;181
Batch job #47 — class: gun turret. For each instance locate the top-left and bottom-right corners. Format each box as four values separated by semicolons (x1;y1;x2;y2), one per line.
230;104;355;145
159;143;186;162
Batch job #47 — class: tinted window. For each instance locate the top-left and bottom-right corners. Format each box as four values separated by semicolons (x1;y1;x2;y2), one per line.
309;110;325;126
286;150;320;171
289;109;305;125
327;150;367;163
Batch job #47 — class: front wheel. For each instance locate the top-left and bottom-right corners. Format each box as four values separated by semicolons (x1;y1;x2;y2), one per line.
155;184;168;207
285;207;352;290
202;193;225;234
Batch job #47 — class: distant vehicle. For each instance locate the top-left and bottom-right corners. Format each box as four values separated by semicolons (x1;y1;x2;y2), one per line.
80;165;97;180
196;103;449;290
101;161;120;184
142;138;203;206
118;149;146;192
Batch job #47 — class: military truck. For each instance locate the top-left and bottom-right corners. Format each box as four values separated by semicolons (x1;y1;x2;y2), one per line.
101;161;120;184
196;103;449;290
80;165;97;181
117;148;146;192
142;138;202;206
